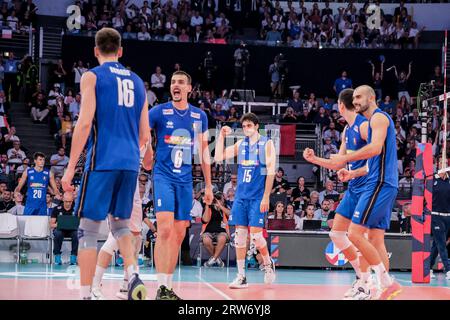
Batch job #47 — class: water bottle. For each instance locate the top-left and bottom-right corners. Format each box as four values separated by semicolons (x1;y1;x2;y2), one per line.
19;250;28;264
196;254;201;267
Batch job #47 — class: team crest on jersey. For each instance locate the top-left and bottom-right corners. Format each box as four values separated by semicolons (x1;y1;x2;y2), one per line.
30;176;34;180
353;125;359;133
166;121;174;129
190;112;201;119
43;176;47;181
163;109;174;115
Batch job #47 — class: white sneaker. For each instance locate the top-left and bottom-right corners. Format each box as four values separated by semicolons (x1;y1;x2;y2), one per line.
116;280;128;300
430;270;436;279
229;274;248;289
204;257;216;267
344;278;360;298
91;287;106;300
347;286;371;300
446;271;450;280
215;257;225;268
263;259;276;285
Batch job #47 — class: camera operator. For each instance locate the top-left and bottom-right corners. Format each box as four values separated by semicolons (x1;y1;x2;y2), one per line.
199;51;217;92
201;191;230;268
233;41;250;89
269;53;288;100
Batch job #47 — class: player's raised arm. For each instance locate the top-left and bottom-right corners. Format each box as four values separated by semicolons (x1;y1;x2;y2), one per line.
303;127;348;171
214;125;240;162
14;168;28;194
62;71;97;191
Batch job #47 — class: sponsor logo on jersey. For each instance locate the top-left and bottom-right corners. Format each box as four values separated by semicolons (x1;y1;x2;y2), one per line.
29;183;45;188
259;218;264;224
190;112;201;119
240;160;259;166
166;121;174;129
163;108;174;115
30;175;34;180
164;135;192;146
353;125;359;133
354;211;360;218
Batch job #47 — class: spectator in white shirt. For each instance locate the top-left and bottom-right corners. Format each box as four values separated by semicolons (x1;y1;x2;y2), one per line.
7;141;26;164
151;66;166;101
223;174;237;199
190;11;204;28
72;61;88;93
138;25;151;41
50;148;69;177
69;93;81;119
112;12;125;32
7;192;24;215
190;190;203;221
7;10;19;31
16;157;29;175
4;126;20;144
299;204;318;229
318;180;339;204
163;28;178;42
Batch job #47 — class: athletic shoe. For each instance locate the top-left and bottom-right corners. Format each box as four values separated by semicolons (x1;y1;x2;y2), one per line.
116;280;128;300
203;257;216;267
347;286;371;300
430;270;436;279
229;274;248;289
155;285;182;300
344;277;361;298
54;254;62;265
446;271;450;280
91;287;106;300
128;273;147;300
215;257;225;268
70;255;77;265
264;259;276;285
379;280;402;300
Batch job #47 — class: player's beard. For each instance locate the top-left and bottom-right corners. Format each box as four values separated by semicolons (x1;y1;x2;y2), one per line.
356;102;370;114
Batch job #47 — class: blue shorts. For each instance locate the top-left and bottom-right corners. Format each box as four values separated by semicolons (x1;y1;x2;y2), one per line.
352;184;398;230
74;170;138;221
152;179;192;221
24;206;47;216
229;198;266;228
335;188;363;221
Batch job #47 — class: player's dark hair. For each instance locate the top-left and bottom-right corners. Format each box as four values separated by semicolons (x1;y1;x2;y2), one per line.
34;152;46;160
338;88;355;111
172;71;192;84
240;112;259;125
95;27;121;55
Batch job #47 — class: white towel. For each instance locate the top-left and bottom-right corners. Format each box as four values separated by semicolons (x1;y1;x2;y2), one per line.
23;216;49;238
0;213;18;233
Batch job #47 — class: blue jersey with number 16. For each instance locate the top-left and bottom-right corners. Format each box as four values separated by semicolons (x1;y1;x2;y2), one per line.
84;62;146;172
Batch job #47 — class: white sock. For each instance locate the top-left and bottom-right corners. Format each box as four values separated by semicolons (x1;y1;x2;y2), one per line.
92;266;106;289
80;285;91;300
237;259;245;276
261;253;271;265
360;271;371;284
372;263;393;288
123;270;128;282
166;273;173;289
157;273;168;288
127;265;137;280
349;258;361;278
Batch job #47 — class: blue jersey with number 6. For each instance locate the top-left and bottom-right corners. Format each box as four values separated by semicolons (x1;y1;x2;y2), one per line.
85;62;145;172
26;168;50;208
235;135;269;200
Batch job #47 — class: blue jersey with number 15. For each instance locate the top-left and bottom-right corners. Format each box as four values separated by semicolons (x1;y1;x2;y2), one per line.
85;62;146;172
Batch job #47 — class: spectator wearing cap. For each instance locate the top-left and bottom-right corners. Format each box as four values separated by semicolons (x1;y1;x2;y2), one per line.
47;83;64;106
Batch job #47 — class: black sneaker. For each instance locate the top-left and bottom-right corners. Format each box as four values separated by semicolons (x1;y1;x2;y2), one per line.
155;285;182;300
128;274;147;300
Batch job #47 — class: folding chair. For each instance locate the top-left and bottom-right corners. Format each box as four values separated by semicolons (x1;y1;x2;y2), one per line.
0;213;20;263
21;216;52;264
199;235;231;267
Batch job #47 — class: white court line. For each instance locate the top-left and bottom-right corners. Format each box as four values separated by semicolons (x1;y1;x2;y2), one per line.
196;275;233;300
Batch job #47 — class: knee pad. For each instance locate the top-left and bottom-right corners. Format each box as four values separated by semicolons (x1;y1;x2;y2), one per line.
234;228;248;249
109;218;131;240
78;218;101;249
250;231;267;249
329;230;352;251
101;232;119;255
